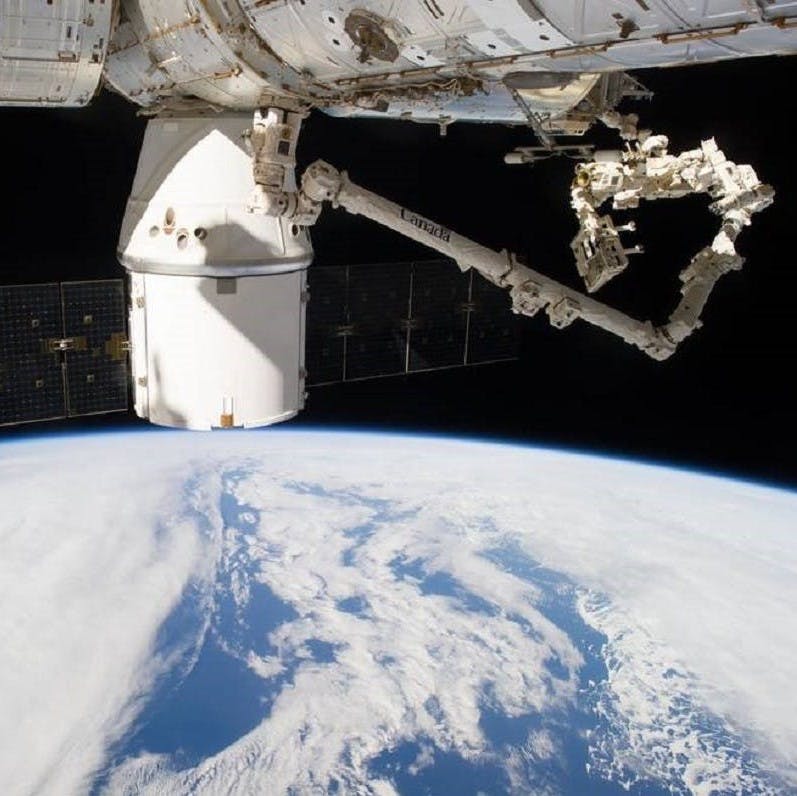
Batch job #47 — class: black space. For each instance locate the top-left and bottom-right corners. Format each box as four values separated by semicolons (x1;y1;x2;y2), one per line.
1;57;795;486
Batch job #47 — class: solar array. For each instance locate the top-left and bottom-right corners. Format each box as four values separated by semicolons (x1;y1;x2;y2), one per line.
0;280;129;427
305;260;519;386
0;263;518;426
0;284;66;426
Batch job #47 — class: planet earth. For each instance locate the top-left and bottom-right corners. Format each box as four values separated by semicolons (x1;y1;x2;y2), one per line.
1;430;796;795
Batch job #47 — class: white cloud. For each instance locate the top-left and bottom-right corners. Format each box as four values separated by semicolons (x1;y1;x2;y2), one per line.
0;434;224;795
580;593;785;795
107;454;581;794
2;431;796;794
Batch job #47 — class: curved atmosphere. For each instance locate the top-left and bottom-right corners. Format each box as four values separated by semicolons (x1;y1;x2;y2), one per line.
1;430;795;795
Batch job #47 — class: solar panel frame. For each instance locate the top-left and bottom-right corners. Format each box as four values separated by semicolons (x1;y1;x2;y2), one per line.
61;280;129;418
466;272;520;365
407;261;469;373
0;283;67;427
3;264;519;426
304;260;519;389
344;262;411;381
305;266;348;386
0;279;130;428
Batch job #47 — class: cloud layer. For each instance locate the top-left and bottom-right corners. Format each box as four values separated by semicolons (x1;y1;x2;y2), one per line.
0;435;223;795
1;431;795;794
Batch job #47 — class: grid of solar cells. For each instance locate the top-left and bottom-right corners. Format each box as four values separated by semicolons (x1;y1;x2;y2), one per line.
305;260;519;388
345;262;410;380
408;261;469;372
305;266;347;386
466;275;519;364
61;280;129;417
0;284;66;426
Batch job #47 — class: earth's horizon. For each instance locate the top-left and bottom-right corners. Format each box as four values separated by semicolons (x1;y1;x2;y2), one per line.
1;429;795;795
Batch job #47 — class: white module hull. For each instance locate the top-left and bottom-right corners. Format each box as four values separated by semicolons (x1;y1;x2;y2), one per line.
121;114;311;430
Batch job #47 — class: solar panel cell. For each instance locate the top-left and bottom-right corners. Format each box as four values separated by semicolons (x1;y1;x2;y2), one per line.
304;260;518;388
0;284;66;426
408;261;468;372
62;281;128;416
466;275;519;365
345;263;410;380
305;266;347;386
0;280;129;426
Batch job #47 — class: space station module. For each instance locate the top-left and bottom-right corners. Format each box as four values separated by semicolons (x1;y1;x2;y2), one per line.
1;1;793;428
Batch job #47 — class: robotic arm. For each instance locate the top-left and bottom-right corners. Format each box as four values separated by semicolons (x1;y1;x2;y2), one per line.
270;117;773;361
293;160;676;359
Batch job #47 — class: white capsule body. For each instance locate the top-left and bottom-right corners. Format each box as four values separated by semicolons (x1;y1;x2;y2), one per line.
127;270;307;430
120;113;312;430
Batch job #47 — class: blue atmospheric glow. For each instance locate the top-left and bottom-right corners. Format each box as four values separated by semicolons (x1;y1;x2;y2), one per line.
2;427;795;795
1;424;794;495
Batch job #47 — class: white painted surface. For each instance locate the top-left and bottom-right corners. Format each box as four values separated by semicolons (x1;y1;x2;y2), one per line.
0;0;113;106
120;113;311;430
119;115;311;277
129;272;306;430
99;0;797;122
